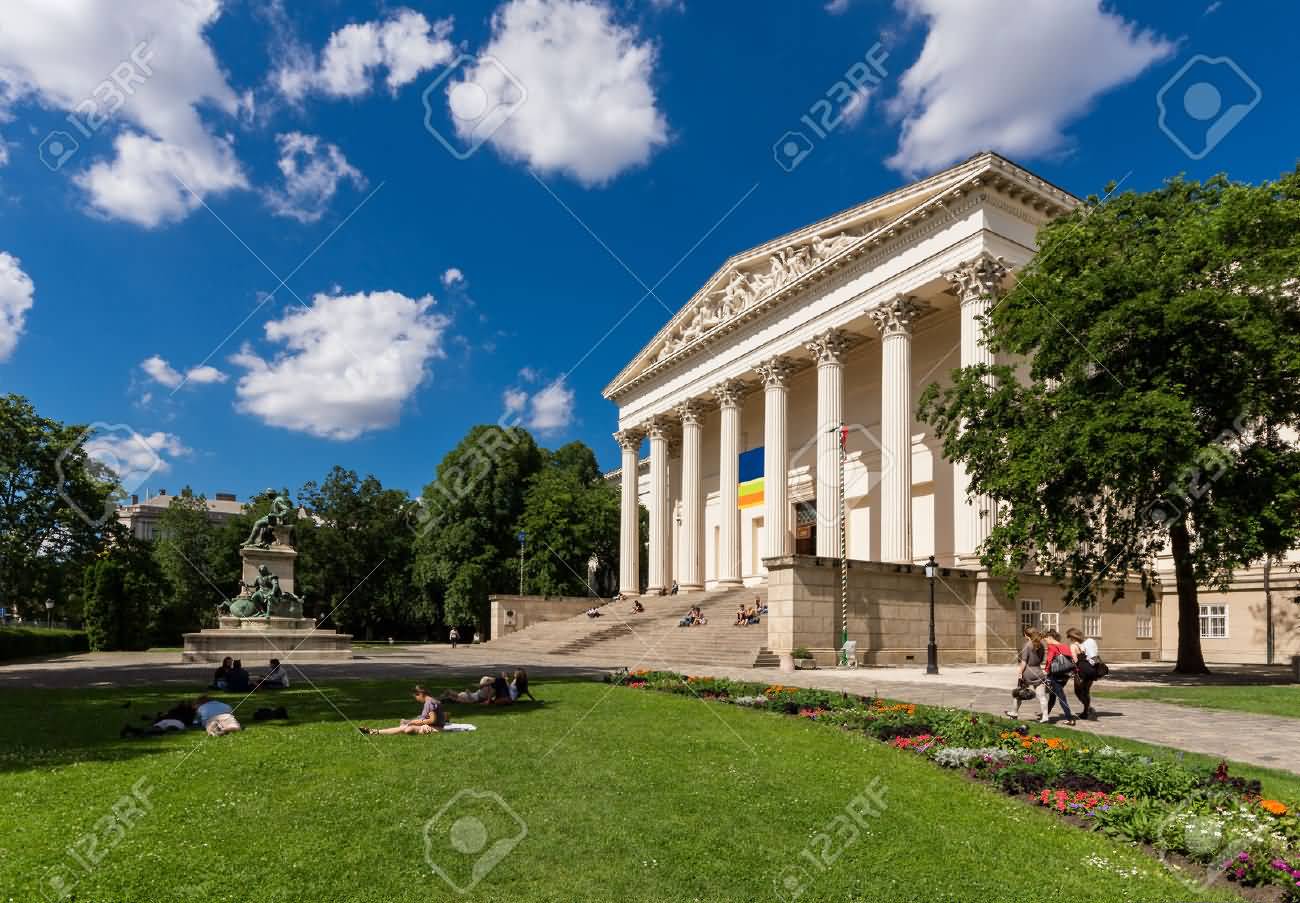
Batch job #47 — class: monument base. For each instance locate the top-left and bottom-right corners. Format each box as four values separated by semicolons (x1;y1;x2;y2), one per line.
182;617;353;664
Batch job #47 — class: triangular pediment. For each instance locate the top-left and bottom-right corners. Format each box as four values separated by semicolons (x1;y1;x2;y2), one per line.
604;152;1077;400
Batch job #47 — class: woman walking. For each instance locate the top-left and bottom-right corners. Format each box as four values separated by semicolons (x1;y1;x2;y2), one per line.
1043;629;1078;725
1068;627;1102;720
1005;627;1050;723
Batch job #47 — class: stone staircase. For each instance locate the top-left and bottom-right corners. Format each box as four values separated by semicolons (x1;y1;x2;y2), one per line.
487;587;773;669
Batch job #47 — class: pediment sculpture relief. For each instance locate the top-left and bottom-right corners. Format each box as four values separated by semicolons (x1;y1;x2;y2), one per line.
653;226;869;363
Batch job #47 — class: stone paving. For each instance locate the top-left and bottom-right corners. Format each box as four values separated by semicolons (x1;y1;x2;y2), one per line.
4;646;1297;774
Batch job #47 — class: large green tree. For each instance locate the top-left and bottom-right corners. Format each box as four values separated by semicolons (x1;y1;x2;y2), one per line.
0;394;114;620
297;467;415;639
413;425;543;630
82;540;161;651
151;489;223;642
919;170;1300;674
517;442;621;597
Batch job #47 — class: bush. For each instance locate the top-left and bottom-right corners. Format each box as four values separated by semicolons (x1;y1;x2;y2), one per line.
0;626;89;661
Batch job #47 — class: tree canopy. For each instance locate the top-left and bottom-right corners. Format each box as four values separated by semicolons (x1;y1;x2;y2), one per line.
919;169;1300;673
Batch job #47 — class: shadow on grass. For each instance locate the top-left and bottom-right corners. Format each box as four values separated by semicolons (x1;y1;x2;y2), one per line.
0;679;564;774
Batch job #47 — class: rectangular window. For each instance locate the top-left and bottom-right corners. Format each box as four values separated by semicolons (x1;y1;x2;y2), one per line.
1039;611;1059;634
1136;614;1153;639
1082;614;1101;637
1019;598;1042;632
1199;603;1228;639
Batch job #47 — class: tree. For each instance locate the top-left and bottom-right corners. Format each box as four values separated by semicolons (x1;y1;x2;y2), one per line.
297;467;415;639
413;425;543;630
151;489;223;643
0;394;114;620
82;540;159;651
517;442;621;597
918;170;1300;674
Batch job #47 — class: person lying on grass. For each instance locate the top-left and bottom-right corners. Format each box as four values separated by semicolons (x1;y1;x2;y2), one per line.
359;685;445;735
441;676;497;705
487;669;537;704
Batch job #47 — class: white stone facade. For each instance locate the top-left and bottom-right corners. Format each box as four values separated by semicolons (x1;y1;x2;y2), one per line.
604;152;1074;592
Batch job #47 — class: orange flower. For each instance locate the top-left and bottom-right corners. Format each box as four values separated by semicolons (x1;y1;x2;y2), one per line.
999;732;1012;739
1020;740;1032;749
1260;799;1289;816
1045;738;1062;750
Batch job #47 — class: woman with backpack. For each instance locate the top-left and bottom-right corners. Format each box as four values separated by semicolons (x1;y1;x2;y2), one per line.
1067;627;1105;720
1042;629;1078;725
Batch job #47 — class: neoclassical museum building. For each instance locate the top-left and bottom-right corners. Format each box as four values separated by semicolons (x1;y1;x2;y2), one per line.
603;152;1296;667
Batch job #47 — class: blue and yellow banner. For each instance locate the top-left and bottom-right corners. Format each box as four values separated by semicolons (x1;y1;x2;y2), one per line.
738;447;764;509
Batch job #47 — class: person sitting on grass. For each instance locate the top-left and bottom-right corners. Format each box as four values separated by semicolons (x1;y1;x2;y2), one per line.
359;685;445;735
257;658;289;690
441;676;496;705
210;656;233;690
225;660;251;693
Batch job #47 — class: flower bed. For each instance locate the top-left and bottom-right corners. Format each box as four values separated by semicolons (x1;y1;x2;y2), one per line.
619;669;1300;900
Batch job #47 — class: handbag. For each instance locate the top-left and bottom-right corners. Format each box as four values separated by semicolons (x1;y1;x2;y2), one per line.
1093;660;1109;679
1012;683;1036;701
1048;653;1075;678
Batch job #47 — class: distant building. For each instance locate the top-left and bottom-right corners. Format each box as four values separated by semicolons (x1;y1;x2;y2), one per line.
116;489;244;541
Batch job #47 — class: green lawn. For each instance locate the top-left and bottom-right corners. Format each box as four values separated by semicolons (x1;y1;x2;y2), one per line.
0;680;1250;903
1097;684;1300;720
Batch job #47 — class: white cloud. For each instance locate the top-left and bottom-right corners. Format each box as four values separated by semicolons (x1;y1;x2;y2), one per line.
441;267;465;287
0;0;248;226
503;387;529;415
140;354;229;389
885;0;1174;175
527;378;575;432
448;0;669;186
825;0;852;13
0;138;8;167
85;429;189;488
0;252;34;361
275;8;455;101
517;366;539;383
231;289;450;439
840;86;873;128
265;132;366;223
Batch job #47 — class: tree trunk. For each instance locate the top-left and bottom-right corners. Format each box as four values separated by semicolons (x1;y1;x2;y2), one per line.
1169;521;1209;674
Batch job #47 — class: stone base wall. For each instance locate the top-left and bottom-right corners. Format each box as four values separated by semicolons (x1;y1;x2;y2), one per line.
488;595;595;639
765;556;1161;666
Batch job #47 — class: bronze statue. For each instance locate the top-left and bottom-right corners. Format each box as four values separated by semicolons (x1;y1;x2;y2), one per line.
218;564;304;620
242;492;294;548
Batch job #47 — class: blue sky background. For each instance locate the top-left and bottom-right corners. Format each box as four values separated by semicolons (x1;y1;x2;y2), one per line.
1;0;1297;501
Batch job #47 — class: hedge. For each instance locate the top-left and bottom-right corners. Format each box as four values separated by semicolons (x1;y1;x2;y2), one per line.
0;626;90;662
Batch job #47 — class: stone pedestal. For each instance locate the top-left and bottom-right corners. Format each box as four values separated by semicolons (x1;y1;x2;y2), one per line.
183;617;353;664
241;528;297;595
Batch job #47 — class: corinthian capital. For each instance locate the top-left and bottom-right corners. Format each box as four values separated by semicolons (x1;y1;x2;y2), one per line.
645;416;673;441
614;428;643;452
755;355;795;389
676;400;703;426
943;252;1010;305
805;328;849;366
712;378;747;409
869;295;931;338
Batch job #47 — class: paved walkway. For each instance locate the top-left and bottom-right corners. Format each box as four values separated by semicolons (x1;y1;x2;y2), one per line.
4;648;1297;774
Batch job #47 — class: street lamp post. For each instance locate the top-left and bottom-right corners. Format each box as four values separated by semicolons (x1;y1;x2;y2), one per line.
923;556;939;675
45;599;55;630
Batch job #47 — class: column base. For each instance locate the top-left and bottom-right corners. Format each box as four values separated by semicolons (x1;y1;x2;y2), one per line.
645;585;667;597
713;579;742;589
679;583;704;592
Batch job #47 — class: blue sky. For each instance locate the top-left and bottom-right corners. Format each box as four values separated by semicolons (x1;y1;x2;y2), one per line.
0;0;1296;502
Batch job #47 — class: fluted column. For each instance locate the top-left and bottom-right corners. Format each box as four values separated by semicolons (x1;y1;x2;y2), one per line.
615;429;643;595
713;380;745;586
870;295;929;563
646;417;672;594
944;253;1010;562
676;401;704;590
756;356;795;561
806;329;848;558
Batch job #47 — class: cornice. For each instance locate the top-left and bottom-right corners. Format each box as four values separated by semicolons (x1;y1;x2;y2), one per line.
604;153;1078;402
